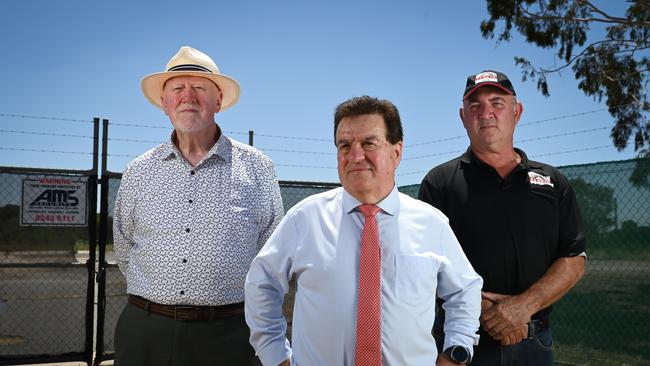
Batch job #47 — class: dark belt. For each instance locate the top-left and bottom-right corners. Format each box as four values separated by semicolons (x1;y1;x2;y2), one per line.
527;316;550;338
128;295;244;321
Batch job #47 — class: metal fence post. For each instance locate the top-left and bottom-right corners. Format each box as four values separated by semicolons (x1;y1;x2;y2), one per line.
81;117;100;366
249;130;254;146
94;119;110;365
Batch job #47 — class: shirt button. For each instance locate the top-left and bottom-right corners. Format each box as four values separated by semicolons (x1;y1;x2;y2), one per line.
188;199;193;204
180;290;185;295
190;171;196;175
182;259;187;263
185;228;190;233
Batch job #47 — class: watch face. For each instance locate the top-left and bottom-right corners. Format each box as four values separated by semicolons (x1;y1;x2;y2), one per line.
451;346;470;363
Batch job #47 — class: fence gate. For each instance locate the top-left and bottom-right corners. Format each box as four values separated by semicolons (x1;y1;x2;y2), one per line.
0;166;97;365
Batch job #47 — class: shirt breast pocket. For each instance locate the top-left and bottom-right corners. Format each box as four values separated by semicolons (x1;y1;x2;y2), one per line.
395;255;437;306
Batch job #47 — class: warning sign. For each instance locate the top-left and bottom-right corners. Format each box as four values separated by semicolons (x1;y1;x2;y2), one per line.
20;176;88;227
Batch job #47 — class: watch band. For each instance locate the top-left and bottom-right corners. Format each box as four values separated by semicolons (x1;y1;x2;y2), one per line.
443;345;471;364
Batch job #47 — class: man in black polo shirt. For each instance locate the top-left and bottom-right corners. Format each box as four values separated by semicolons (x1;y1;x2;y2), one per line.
418;70;586;365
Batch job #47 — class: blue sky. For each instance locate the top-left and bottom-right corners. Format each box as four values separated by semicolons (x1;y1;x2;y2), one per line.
0;0;639;185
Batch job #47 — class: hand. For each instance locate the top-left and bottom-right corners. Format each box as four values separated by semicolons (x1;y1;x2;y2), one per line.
436;352;458;366
481;296;496;313
480;291;532;342
278;359;290;366
495;323;528;346
483;296;526;345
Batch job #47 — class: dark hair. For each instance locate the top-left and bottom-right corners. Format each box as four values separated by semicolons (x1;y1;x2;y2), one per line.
333;96;403;145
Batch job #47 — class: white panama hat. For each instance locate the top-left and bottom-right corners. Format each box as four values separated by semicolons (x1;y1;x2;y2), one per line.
141;46;240;111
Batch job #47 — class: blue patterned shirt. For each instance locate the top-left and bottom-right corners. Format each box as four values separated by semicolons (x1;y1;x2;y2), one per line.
113;131;283;306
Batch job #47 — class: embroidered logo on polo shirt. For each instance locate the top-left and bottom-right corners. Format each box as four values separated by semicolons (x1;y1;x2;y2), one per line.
528;172;554;187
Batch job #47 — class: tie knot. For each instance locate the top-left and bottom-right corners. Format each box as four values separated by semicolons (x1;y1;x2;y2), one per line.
358;204;381;217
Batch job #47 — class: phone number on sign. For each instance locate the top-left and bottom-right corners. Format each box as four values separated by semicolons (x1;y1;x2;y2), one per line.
33;214;77;222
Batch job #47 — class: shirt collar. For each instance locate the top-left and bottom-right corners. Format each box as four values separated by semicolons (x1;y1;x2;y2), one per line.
341;184;399;216
460;146;533;171
156;124;232;164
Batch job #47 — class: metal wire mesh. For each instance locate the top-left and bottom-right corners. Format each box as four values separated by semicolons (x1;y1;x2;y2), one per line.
0;169;91;364
1;158;648;365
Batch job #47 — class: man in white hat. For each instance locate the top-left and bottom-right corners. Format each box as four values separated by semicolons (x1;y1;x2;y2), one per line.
113;46;283;366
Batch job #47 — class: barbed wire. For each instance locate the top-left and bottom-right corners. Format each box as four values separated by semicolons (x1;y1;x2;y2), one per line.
108;122;171;130
0;113;93;124
1;107;613;147
515;126;610;143
402;149;464;161
518;108;609;127
275;163;337;169
107;153;138;158
405;108;609;148
260;148;336;156
532;145;611;157
0;129;93;139
397;144;615;177
108;121;248;136
406;135;466;148
0;147;92;155
108;137;162;144
402;126;611;161
0;110;624;174
255;133;331;142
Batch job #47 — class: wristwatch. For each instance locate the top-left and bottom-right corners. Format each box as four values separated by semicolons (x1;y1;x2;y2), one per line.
443;345;471;364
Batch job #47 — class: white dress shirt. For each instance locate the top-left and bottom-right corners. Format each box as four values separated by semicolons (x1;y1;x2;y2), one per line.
113;132;283;305
245;185;482;366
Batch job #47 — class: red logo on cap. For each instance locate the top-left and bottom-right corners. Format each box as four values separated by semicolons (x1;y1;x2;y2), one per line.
475;72;498;84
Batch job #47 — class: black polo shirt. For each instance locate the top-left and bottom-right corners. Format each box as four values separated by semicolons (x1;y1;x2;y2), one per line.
418;147;585;316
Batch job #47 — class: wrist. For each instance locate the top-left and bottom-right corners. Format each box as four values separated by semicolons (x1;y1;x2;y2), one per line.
443;345;471;364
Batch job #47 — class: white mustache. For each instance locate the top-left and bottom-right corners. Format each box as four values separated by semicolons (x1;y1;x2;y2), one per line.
176;104;199;112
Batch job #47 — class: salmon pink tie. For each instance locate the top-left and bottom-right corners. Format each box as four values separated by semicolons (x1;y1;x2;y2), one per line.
355;204;382;366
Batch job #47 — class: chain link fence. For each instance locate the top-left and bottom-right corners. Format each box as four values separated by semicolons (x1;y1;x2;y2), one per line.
0;167;94;365
400;158;650;366
551;158;650;366
1;158;648;365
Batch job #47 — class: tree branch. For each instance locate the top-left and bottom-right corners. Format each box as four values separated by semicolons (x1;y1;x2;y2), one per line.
582;0;634;24
602;68;650;83
518;3;650;26
537;39;649;74
635;1;650;12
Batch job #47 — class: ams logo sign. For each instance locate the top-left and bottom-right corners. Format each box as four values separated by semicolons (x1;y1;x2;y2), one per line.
29;190;80;207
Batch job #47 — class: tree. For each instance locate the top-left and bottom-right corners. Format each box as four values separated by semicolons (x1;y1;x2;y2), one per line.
480;0;650;157
569;177;615;240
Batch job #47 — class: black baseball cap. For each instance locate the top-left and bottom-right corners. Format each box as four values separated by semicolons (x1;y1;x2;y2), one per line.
463;70;516;99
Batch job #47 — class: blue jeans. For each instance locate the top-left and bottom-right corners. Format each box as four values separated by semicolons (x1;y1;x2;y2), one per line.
434;310;554;366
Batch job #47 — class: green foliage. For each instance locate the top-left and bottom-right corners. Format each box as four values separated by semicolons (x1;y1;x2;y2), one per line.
630;157;650;188
481;0;650;158
0;204;86;251
568;176;650;259
570;177;615;235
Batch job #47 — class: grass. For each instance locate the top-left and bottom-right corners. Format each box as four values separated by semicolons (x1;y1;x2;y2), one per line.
74;239;113;252
552;259;650;365
555;342;650;366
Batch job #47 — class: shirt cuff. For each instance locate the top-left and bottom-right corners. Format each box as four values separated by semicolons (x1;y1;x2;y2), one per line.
442;330;479;357
257;338;292;366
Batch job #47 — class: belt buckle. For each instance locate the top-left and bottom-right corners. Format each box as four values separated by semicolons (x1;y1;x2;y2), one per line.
174;305;198;320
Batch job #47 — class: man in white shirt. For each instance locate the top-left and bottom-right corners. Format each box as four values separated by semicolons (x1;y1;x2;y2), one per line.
245;96;483;366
